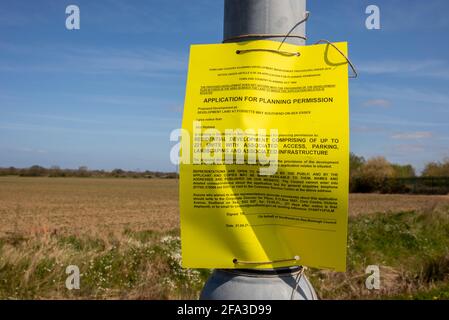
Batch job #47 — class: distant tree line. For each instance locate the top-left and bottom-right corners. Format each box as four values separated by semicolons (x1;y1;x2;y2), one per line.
0;165;178;179
2;156;449;194
350;154;449;194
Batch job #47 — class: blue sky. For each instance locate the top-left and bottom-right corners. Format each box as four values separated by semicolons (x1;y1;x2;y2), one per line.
0;0;448;173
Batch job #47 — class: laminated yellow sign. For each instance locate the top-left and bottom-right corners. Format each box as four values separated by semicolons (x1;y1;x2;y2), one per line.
180;40;349;271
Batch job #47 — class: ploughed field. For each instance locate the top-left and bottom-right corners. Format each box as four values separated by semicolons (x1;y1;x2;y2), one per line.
0;177;448;299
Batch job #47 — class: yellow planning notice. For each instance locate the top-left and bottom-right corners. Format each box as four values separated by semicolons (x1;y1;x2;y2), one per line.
180;40;349;271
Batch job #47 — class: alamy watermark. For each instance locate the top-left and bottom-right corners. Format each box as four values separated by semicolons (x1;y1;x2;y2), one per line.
365;265;380;290
170;121;279;176
65;265;80;290
65;5;80;30
365;5;381;30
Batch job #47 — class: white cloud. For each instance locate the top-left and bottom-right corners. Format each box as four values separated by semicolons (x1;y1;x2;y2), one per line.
0;43;188;77
392;131;433;140
0;122;169;137
352;84;449;106
358;59;449;79
362;99;391;108
13;147;47;154
9;112;105;125
352;114;446;128
391;144;426;153
351;125;386;133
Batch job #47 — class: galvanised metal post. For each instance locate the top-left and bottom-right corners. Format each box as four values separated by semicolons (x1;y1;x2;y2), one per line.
200;0;317;300
223;0;306;45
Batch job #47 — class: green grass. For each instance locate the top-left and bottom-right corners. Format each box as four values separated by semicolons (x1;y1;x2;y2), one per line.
0;208;448;299
308;206;449;299
0;229;210;299
348;210;449;270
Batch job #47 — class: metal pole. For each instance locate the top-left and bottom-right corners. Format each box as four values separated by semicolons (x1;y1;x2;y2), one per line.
200;0;317;300
223;0;306;45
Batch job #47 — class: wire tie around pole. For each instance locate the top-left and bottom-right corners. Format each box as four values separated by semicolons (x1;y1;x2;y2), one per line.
224;11;309;56
225;11;358;79
236;48;300;56
314;39;358;78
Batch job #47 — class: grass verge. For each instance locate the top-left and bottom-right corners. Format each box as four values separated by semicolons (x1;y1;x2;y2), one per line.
0;206;448;299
